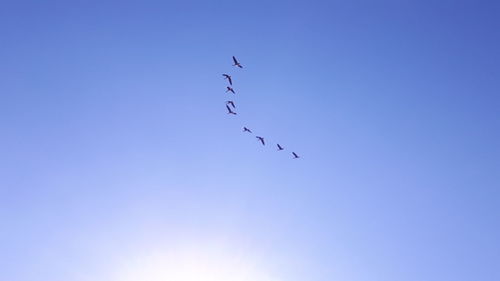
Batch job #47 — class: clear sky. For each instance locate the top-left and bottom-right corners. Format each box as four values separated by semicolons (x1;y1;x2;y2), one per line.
1;1;499;281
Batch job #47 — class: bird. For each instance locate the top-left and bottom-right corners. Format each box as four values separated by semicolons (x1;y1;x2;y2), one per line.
232;56;243;68
256;136;265;145
292;152;300;159
277;144;284;151
226;86;235;94
226;105;237;115
222;74;232;85
243;127;252;133
226;100;235;108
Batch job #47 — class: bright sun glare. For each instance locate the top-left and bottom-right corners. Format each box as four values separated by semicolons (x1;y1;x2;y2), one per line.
111;248;280;281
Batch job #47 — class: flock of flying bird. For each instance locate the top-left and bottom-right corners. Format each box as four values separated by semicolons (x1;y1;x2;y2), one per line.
222;56;300;159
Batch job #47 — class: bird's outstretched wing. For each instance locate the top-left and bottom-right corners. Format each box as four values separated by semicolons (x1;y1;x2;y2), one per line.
232;56;238;64
226;105;232;113
223;74;233;85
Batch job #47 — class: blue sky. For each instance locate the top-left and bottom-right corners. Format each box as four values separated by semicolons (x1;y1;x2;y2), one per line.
1;1;499;281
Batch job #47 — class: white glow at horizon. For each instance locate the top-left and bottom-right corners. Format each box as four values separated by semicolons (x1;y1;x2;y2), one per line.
110;248;281;281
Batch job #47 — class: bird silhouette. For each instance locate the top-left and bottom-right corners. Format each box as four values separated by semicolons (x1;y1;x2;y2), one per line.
226;105;237;115
277;144;284;151
222;74;233;85
243;127;252;133
232;56;243;68
256;136;265;145
292;152;300;159
226;100;235;108
226;86;235;94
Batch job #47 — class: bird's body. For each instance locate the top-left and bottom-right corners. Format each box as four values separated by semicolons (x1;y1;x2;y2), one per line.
226;86;235;94
226;100;235;108
292;152;300;159
222;74;233;85
256;136;265;145
277;144;284;151
226;105;237;115
232;56;243;68
243;127;252;133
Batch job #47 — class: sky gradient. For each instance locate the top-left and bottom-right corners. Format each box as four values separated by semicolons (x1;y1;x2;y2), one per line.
1;1;499;281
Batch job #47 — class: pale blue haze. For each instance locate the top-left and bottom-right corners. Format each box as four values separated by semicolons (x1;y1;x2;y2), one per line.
1;1;499;281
